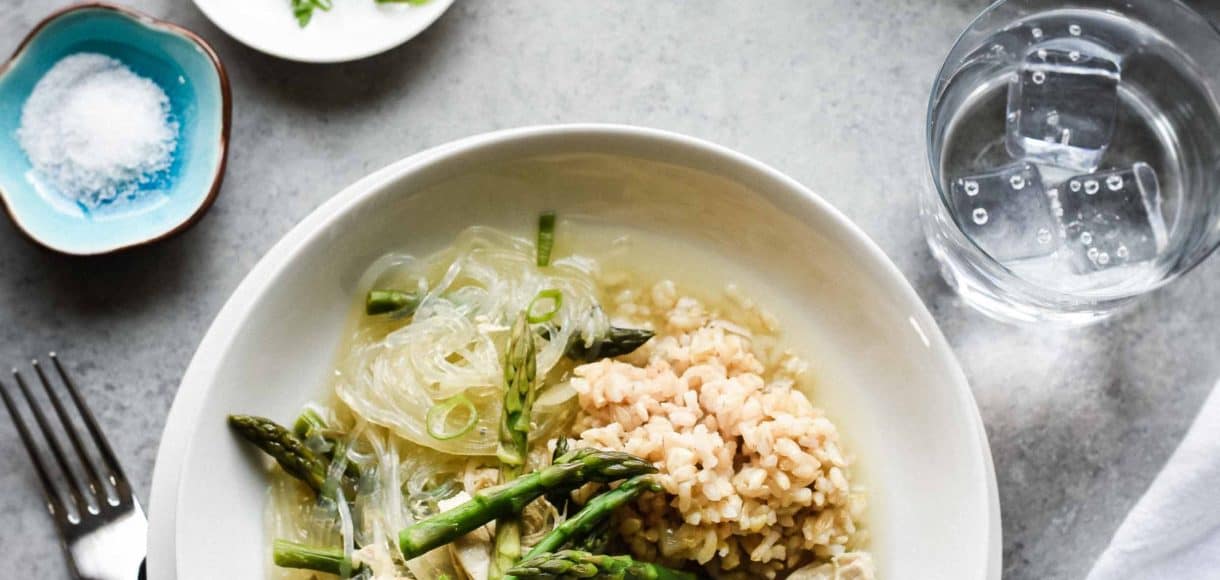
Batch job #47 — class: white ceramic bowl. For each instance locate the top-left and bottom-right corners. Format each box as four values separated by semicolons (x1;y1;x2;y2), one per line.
192;0;453;63
148;125;1001;579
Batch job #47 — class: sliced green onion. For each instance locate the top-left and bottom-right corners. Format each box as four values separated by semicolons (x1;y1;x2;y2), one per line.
425;395;478;441
536;211;556;267
366;289;420;316
527;289;563;323
292;407;327;439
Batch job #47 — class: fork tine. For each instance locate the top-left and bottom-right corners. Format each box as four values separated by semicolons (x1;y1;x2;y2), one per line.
0;377;71;522
49;353;131;493
33;359;106;502
12;368;89;510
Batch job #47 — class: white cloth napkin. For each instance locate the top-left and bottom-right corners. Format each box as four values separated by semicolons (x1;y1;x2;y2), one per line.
1087;384;1220;580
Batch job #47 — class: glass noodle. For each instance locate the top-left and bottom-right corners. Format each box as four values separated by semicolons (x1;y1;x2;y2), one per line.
335;226;607;455
266;225;616;579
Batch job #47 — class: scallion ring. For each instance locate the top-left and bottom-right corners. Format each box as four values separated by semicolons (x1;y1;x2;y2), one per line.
425;395;478;441
527;289;563;323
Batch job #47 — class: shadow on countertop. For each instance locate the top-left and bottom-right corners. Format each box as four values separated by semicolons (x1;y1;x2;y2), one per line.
0;209;198;320
910;237;1220;579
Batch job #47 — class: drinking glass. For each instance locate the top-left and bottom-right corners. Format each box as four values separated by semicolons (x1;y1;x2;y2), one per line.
922;0;1220;324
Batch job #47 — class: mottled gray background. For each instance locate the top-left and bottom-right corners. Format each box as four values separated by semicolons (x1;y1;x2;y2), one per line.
2;1;1219;578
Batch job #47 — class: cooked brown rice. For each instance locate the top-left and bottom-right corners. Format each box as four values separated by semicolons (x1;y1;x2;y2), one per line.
572;280;870;579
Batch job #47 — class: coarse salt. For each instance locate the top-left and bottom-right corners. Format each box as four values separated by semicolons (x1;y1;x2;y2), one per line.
17;52;178;209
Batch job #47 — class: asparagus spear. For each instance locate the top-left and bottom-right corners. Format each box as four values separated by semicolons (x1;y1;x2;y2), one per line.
507;550;696;580
398;449;656;560
366;289;421;316
544;438;573;514
526;476;661;558
235;420;366;576
273;539;364;577
497;313;539;468
570;518;612;555
565;326;655;362
293;408;362;482
228;415;327;494
491;314;540;579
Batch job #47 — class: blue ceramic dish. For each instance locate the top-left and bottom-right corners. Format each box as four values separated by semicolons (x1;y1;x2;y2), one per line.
0;3;230;255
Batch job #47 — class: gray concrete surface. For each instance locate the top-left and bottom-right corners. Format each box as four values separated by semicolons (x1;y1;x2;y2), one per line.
2;1;1218;578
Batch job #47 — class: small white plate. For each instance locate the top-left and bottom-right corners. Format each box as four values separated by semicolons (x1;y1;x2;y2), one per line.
192;0;453;63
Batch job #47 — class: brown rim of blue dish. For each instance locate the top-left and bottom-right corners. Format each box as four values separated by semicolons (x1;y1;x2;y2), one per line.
0;2;232;257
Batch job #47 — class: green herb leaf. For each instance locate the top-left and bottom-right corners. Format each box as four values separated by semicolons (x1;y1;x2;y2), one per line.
296;0;423;27
291;0;315;27
292;0;335;28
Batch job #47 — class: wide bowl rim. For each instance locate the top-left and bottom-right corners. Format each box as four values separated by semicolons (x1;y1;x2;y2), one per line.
148;123;1002;579
0;2;232;256
190;0;456;64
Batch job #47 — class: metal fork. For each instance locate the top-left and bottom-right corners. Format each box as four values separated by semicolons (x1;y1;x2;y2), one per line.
0;353;147;580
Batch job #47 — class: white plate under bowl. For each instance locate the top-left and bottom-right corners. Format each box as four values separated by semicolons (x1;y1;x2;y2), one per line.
192;0;453;63
148;125;1001;579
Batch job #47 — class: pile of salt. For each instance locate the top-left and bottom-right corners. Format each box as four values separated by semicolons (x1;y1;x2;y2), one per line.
16;52;179;209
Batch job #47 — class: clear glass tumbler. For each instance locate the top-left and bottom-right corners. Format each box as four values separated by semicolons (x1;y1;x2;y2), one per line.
922;0;1220;324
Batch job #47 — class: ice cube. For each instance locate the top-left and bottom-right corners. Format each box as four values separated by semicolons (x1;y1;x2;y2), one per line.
1059;162;1166;273
1006;40;1121;172
950;162;1060;262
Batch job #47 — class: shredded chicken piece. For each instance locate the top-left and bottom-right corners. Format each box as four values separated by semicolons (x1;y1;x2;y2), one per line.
786;552;875;580
353;543;411;580
462;464;500;495
440;493;493;580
